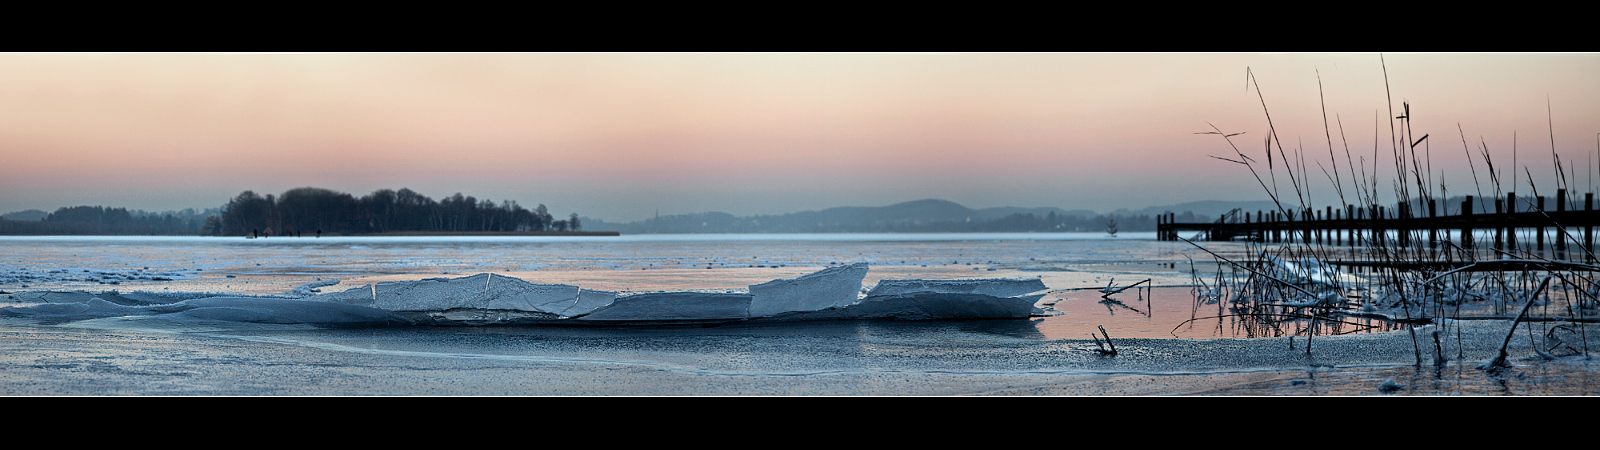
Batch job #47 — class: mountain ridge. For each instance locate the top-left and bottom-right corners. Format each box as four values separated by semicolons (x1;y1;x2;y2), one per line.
582;198;1240;234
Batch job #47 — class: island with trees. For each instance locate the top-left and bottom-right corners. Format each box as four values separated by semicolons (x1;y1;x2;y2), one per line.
0;187;610;237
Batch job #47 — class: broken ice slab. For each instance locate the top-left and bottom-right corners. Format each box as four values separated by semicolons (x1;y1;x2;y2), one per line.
292;270;1057;324
865;278;1047;299
575;292;752;322
310;273;585;314
747;262;868;317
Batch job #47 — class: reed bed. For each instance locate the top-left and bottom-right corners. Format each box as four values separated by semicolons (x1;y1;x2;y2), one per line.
1187;60;1599;369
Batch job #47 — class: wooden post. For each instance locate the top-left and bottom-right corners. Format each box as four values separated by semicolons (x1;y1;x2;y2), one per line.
1299;208;1312;243
1587;193;1595;262
1251;211;1258;242
1370;204;1380;248
1397;204;1410;248
1240;211;1248;242
1164;213;1171;241
1538;195;1546;251
1347;204;1355;247
1461;196;1474;249
1351;207;1358;246
1433;198;1446;248
1557;189;1567;253
1303;209;1311;244
1507;193;1518;252
1166;213;1172;241
1284;210;1291;243
1313;210;1321;245
1495;197;1505;251
1274;211;1281;243
1335;209;1343;246
1362;207;1369;247
1312;209;1319;245
1157;213;1165;241
1282;210;1288;243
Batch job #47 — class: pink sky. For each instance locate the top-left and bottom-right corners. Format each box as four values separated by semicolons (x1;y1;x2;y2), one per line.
2;53;1597;221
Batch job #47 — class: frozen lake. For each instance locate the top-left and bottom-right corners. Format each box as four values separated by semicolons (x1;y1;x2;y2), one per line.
1;234;1585;395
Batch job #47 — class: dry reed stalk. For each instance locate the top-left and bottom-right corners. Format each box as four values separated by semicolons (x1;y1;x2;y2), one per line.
1191;56;1598;365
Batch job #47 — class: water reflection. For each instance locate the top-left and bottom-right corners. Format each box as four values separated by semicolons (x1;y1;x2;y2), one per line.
1035;287;1402;340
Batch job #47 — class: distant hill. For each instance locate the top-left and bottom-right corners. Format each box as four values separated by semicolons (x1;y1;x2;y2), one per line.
1;209;47;221
774;199;1096;226
1114;200;1284;218
584;199;1203;234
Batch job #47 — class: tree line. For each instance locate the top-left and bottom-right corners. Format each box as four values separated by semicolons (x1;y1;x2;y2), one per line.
220;187;577;236
0;206;220;235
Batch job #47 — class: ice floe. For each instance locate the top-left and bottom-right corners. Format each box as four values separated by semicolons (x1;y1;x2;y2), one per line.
2;263;1052;326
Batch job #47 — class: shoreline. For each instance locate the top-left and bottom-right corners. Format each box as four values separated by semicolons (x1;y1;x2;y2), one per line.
0;231;623;237
351;231;619;237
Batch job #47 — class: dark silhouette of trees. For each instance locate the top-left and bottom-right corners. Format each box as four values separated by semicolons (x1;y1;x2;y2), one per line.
201;215;223;236
222;191;274;236
0;206;217;235
0;186;573;236
217;187;571;236
533;204;551;231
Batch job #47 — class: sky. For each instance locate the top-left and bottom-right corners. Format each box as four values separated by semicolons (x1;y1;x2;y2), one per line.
2;53;1598;222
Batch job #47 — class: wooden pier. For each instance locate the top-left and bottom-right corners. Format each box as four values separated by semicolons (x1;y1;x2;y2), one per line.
1157;189;1600;255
